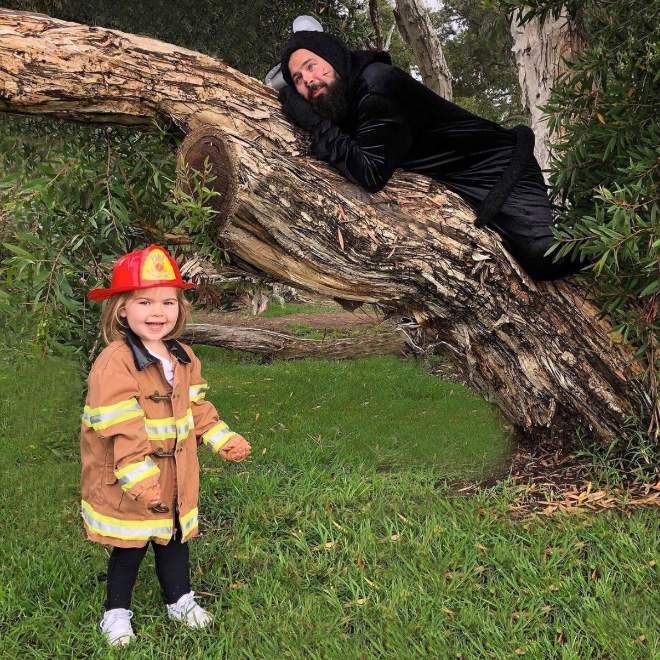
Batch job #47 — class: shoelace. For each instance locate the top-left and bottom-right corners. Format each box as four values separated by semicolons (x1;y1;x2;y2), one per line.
101;609;133;628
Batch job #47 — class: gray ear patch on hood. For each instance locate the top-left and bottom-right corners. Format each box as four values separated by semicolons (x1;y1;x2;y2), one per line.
292;15;323;33
265;15;324;90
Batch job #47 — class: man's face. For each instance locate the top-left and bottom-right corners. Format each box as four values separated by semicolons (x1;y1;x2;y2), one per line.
288;49;337;102
288;48;348;122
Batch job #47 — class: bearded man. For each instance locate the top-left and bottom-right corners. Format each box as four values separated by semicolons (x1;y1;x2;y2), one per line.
277;30;584;281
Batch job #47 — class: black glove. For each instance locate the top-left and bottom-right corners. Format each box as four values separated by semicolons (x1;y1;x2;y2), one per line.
278;86;322;132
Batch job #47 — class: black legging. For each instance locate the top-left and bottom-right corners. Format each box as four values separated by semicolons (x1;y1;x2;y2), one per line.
105;535;190;610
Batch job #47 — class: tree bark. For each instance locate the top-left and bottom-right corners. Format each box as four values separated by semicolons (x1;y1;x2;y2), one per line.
0;10;649;442
182;324;406;360
393;0;452;100
369;0;384;51
510;7;585;175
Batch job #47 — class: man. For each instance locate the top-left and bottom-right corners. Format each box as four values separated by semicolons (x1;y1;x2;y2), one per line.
278;30;583;280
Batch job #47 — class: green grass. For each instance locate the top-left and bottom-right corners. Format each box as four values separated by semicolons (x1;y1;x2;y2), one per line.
258;301;342;318
0;347;658;659
193;346;513;478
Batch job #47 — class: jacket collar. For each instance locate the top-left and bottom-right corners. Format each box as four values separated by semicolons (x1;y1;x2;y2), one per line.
124;328;191;371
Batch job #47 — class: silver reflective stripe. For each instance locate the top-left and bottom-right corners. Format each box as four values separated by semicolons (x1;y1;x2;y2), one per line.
88;403;142;427
204;423;233;452
117;458;158;487
176;413;194;440
145;420;176;438
189;384;209;400
82;504;172;539
181;512;198;535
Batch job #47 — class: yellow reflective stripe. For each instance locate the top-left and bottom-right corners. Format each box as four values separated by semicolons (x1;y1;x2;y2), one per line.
176;409;194;442
115;458;160;491
180;507;199;536
83;397;143;431
203;422;234;453
81;500;172;541
189;383;209;403
145;416;177;441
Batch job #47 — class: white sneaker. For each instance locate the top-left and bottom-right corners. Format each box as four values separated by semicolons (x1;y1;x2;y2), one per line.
166;591;211;629
99;608;135;646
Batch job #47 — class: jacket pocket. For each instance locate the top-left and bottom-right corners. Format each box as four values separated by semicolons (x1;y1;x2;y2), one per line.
103;446;117;485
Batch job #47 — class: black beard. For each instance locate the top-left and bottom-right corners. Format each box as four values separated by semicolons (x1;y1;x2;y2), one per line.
308;76;349;123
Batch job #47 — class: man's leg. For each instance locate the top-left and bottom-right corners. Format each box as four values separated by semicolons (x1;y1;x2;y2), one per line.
488;163;586;281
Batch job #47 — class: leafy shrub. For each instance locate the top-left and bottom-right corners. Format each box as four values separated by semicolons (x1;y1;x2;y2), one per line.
551;6;659;439
0;117;178;359
503;0;660;442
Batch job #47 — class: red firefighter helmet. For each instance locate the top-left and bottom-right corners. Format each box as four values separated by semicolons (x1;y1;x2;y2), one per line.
87;245;195;302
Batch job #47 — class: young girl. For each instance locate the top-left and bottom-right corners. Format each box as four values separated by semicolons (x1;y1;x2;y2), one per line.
81;245;251;646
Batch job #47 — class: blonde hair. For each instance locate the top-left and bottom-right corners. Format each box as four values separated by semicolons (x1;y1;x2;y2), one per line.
99;288;192;345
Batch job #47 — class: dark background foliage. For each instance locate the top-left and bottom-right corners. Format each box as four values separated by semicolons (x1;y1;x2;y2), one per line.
433;0;524;124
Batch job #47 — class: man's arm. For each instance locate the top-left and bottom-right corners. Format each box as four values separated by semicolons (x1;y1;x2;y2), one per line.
310;92;413;193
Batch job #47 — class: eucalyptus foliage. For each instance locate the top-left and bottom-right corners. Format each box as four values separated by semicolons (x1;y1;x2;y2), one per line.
502;0;660;439
0;117;183;359
432;0;524;124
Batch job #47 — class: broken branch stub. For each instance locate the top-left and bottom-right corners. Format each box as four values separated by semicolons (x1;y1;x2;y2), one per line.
177;126;239;233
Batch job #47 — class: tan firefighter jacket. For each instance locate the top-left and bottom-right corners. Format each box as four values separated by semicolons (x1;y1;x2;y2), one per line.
81;329;241;548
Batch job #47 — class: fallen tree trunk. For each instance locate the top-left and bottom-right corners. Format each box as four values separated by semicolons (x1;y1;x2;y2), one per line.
0;10;650;441
182;324;406;360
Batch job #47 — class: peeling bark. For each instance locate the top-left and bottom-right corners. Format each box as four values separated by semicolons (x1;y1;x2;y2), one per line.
510;8;585;174
0;10;649;441
393;0;452;100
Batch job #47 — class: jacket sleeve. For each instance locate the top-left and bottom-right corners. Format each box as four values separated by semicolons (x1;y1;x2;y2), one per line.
310;92;413;193
188;352;238;455
83;363;160;500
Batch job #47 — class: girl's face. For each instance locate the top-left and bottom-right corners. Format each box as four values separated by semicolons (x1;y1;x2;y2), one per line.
119;287;180;348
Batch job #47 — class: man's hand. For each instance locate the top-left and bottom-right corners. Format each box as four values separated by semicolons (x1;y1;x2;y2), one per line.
219;434;252;462
278;86;322;132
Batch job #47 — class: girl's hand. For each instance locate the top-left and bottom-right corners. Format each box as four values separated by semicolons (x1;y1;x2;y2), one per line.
137;483;161;505
220;434;251;462
148;483;162;505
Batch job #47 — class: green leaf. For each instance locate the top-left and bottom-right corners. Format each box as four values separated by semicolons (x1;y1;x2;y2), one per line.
2;243;36;259
639;280;660;297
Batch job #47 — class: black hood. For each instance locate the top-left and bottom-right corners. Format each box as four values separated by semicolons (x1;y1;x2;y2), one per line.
348;50;392;89
281;31;352;87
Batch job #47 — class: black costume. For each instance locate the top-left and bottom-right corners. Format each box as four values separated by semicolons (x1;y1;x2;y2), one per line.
279;33;583;280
